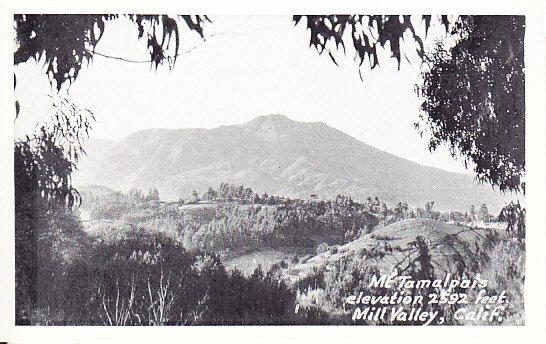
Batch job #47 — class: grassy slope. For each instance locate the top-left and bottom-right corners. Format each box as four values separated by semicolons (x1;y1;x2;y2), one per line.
282;218;501;286
280;218;524;325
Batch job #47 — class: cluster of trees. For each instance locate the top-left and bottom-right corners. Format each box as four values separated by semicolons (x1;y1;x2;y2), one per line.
467;204;494;223
499;201;525;239
389;201;494;225
294;235;447;325
83;183;502;260
186;183;287;206
80;187;161;221
295;15;526;235
84;185;389;255
128;187;160;202
76;235;298;325
17;223;305;325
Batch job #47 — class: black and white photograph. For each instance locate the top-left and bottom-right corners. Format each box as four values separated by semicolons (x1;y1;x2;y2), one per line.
2;2;546;340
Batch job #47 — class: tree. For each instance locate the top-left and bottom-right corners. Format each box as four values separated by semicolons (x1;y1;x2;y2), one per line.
380;203;388;218
261;193;269;204
14;15;209;94
469;205;476;222
14;96;93;322
146;187;160;202
424;201;435;218
203;186;218;201
416;16;525;193
498;201;525;239
478;204;490;223
13;18;210;305
296;15;525;193
13;13;206;245
129;188;143;202
191;190;200;203
394;202;404;221
243;187;254;203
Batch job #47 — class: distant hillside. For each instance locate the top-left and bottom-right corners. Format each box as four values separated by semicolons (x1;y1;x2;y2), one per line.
74;114;511;212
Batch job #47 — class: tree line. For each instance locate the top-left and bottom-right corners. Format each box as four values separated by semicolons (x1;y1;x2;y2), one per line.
82;183;499;259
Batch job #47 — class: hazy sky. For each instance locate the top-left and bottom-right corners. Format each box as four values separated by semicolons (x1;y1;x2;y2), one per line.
14;15;471;174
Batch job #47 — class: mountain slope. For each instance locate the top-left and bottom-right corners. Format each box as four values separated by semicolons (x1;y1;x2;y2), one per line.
74;114;510;212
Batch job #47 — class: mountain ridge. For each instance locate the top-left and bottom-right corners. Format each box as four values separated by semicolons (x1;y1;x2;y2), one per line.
113;115;470;177
74;114;511;212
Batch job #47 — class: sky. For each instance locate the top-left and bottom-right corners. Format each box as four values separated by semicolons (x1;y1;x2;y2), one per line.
14;15;471;174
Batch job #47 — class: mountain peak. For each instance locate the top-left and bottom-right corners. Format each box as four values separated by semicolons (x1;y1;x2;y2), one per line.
244;114;297;141
247;114;294;125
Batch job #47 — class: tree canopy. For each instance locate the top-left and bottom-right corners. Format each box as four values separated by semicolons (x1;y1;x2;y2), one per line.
293;15;450;72
416;16;525;193
294;15;525;193
14;14;209;92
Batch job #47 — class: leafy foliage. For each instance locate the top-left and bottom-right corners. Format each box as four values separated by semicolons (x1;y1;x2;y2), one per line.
13;16;208;312
15;206;90;324
498;200;525;239
13;14;210;243
296;15;525;195
14;97;93;322
416;16;525;193
15;96;93;210
14;14;210;90
293;15;451;72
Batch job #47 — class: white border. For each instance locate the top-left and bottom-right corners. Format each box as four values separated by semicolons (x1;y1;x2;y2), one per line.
1;1;544;343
